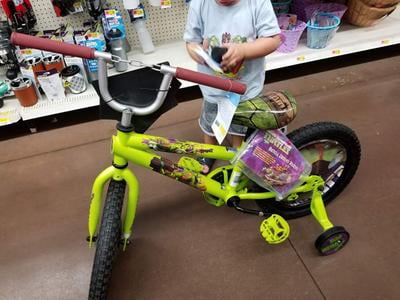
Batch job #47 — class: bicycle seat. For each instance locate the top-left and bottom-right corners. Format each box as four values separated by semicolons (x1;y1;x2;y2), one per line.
232;91;297;130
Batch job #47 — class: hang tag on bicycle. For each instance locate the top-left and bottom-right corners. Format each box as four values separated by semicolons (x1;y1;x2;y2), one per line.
233;129;311;199
211;93;240;144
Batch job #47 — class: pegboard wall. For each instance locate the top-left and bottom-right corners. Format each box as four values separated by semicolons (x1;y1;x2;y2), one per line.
17;1;189;48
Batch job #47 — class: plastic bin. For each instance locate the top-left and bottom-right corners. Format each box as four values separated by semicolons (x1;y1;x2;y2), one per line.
277;16;307;52
306;13;340;49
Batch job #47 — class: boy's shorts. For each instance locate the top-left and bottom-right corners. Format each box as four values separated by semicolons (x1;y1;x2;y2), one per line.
199;100;247;137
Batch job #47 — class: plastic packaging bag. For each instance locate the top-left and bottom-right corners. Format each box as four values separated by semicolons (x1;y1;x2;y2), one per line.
233;129;311;199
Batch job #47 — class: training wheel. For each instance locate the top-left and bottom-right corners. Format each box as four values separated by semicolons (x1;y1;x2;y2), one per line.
260;214;290;244
315;226;350;256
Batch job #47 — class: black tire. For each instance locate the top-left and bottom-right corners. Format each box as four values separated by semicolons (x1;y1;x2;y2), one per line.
89;180;126;300
257;122;361;219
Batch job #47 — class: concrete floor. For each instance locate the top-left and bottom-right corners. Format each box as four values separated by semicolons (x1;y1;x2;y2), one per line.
0;55;400;300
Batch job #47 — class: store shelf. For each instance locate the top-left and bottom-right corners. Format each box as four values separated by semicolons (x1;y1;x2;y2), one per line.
266;10;400;70
0;84;99;126
121;8;400;88
20;85;99;121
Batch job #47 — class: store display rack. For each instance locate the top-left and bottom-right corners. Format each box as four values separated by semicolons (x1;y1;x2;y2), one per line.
0;8;399;127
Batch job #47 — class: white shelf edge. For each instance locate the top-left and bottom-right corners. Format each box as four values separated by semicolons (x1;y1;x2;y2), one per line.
0;99;21;126
20;85;100;121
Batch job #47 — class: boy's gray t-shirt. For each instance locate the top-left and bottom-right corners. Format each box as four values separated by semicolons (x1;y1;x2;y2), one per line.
184;0;280;103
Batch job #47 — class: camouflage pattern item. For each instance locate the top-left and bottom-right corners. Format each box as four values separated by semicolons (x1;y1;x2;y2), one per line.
232;91;297;130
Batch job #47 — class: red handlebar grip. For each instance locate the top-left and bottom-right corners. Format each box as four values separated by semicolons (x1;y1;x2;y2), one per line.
11;32;96;59
175;67;246;95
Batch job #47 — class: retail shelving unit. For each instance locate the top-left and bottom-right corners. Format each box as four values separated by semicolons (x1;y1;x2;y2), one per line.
0;8;399;127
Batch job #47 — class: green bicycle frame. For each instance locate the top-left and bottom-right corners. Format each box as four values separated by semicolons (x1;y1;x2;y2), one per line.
88;128;334;246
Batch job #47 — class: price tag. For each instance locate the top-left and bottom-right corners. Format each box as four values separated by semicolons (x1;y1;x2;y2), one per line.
132;7;144;18
21;49;33;55
296;55;306;62
161;0;172;9
332;49;341;55
381;40;390;45
211;93;240;144
105;9;117;16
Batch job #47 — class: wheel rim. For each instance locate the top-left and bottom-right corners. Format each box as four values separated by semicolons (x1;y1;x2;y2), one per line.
281;139;348;209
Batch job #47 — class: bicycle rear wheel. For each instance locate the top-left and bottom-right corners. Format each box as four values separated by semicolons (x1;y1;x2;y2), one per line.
89;180;126;300
257;122;361;219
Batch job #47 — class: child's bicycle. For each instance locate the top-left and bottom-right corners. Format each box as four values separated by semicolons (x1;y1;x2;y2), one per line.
12;33;361;300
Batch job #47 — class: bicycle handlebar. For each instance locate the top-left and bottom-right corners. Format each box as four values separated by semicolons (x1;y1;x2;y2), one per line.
11;32;97;59
10;32;246;94
10;32;247;117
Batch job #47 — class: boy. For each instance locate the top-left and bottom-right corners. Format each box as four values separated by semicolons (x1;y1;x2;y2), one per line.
184;0;281;172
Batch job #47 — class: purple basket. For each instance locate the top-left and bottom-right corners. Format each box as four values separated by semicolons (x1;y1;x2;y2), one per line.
291;0;321;21
277;17;307;53
305;3;347;21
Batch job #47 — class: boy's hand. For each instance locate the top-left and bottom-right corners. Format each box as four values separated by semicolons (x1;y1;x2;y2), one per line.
221;43;246;73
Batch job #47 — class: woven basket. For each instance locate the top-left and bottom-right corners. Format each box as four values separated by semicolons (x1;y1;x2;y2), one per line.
362;0;400;8
346;0;397;26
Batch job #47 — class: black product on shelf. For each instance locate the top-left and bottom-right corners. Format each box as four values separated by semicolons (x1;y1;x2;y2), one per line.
0;20;20;80
85;0;105;19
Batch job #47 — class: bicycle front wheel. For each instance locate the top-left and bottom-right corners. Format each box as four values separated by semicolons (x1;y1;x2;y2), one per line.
89;180;126;300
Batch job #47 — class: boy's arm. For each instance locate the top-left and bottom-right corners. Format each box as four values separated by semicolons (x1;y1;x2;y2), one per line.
183;1;206;65
221;35;281;72
186;42;206;65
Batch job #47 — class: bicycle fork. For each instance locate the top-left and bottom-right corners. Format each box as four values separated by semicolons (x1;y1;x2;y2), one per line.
88;163;139;249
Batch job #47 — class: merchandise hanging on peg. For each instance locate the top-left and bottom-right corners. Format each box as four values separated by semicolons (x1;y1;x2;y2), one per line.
128;3;155;54
148;0;161;6
0;0;36;32
0;20;20;80
123;0;140;9
85;0;105;20
102;9;129;72
51;0;85;17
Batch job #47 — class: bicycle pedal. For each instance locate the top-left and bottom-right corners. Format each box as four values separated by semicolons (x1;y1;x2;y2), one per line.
260;214;290;244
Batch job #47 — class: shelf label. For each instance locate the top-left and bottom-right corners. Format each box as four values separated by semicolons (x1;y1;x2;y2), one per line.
332;49;341;55
381;40;390;45
296;55;306;62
